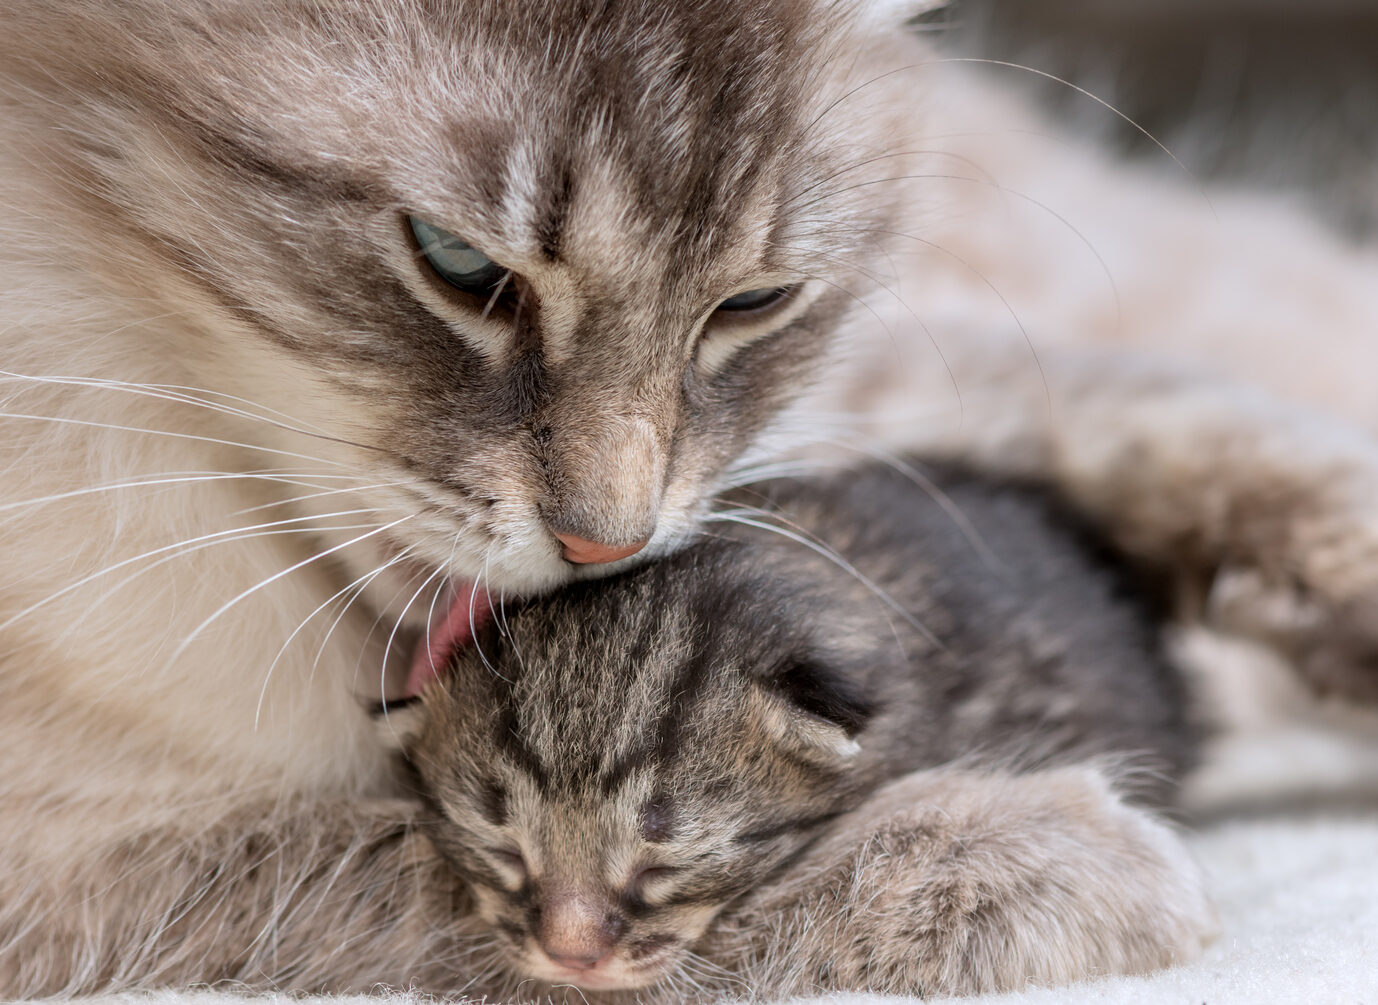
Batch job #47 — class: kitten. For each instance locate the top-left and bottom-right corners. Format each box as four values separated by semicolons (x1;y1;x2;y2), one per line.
3;0;1378;994
393;461;1209;998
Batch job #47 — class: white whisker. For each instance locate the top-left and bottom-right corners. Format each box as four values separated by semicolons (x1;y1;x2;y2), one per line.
311;544;419;685
0;410;350;468
257;545;421;729
0;506;398;634
376;556;452;728
167;515;418;666
0;370;339;441
704;508;935;649
231;480;416;518
0;471;343;518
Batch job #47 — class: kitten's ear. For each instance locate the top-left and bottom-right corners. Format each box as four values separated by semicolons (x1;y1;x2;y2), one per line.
369;694;428;752
753;688;862;764
750;660;875;764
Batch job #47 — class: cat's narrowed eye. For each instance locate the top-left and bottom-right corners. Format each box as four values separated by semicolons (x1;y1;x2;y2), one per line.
715;285;796;314
409;216;510;297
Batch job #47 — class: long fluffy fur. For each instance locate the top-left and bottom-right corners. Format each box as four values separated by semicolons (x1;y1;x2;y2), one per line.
2;0;1377;997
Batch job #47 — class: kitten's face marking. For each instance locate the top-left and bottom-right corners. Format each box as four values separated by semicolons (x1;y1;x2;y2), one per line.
403;543;888;990
13;0;926;601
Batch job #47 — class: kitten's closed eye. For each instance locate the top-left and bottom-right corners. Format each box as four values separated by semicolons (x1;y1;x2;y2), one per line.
489;848;529;887
628;865;683;902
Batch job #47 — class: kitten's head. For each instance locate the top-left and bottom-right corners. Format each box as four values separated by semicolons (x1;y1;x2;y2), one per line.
392;538;897;991
4;0;940;594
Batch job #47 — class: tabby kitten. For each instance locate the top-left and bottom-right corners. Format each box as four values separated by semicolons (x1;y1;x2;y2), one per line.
394;461;1209;997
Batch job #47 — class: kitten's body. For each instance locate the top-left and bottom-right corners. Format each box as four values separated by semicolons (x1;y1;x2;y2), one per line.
400;461;1207;998
2;0;1378;996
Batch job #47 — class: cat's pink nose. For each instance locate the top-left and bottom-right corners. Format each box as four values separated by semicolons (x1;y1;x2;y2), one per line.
555;532;648;565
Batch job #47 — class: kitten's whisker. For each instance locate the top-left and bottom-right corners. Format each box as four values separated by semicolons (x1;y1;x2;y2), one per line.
679;948;744;980
167;514;417;668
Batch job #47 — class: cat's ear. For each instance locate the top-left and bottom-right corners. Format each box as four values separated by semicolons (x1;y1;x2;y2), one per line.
750;659;875;764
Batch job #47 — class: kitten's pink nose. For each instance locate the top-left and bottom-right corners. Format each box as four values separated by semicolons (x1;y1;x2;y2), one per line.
555;532;648;565
541;946;611;972
537;892;623;971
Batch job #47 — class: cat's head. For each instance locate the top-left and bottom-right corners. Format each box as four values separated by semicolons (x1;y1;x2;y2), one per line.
5;0;941;595
390;537;899;991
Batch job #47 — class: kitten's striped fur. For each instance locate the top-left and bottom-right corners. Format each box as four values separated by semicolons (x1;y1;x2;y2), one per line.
397;462;1208;997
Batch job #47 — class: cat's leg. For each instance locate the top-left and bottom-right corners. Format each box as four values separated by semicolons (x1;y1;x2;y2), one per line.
817;335;1378;703
0;797;493;997
995;358;1378;705
693;765;1214;998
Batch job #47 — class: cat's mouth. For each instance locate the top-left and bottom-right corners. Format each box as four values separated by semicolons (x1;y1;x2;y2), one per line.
402;579;493;698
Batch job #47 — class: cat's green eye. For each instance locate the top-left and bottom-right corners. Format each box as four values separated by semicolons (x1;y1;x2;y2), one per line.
716;285;794;313
409;216;509;296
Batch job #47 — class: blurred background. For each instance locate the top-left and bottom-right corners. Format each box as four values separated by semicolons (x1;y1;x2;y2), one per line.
930;0;1378;235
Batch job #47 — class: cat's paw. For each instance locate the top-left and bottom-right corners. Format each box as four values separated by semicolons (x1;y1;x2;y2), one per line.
705;765;1215;998
1208;564;1378;705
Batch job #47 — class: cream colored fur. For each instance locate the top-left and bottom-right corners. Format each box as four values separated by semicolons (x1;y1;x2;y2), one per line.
3;4;1377;999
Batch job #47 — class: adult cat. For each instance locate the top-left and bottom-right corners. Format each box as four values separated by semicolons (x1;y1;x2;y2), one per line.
3;0;1378;996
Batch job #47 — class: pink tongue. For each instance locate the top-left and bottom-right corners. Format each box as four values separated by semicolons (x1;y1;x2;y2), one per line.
405;581;493;698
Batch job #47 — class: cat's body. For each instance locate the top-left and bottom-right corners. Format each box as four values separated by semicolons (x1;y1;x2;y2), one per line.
399;461;1207;998
3;0;1378;996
